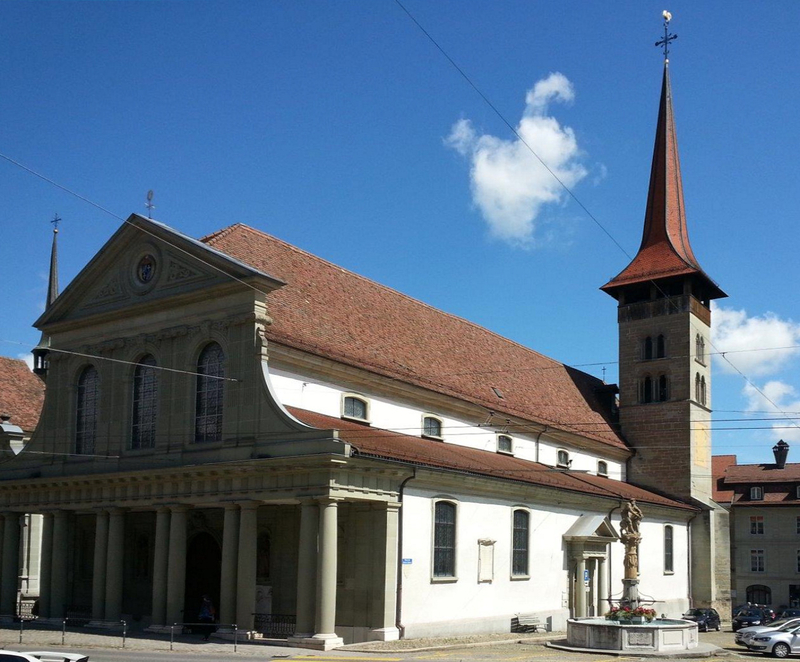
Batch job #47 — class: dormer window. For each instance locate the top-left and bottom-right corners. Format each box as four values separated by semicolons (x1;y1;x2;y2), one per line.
751;486;764;501
497;434;513;454
422;415;443;439
795;486;800;500
342;395;369;422
557;449;570;468
597;460;608;476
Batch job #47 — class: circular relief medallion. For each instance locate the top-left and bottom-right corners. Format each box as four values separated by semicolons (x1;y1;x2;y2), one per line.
136;254;156;284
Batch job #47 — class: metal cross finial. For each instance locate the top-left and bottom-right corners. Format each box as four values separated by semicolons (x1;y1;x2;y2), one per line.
655;10;677;62
145;190;155;219
51;213;61;232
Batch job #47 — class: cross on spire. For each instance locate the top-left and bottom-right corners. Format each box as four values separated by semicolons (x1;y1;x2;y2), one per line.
655;10;677;62
51;212;61;232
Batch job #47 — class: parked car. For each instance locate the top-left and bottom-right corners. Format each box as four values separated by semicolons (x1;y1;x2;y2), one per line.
0;654;88;662
781;610;800;620
736;618;800;647
682;608;721;632
746;624;800;657
734;607;775;631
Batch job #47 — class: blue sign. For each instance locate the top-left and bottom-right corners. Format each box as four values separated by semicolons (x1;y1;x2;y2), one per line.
583;569;590;582
402;558;413;565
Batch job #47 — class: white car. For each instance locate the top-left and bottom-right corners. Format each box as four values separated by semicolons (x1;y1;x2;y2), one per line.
736;618;800;647
3;653;89;662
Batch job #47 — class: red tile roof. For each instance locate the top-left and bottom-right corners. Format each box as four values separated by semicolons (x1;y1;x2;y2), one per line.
202;226;627;451
724;462;800;484
287;406;693;511
0;357;44;432
712;454;737;503
601;64;725;300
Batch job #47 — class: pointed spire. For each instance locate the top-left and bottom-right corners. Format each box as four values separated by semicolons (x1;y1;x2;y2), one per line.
47;215;59;308
601;63;726;301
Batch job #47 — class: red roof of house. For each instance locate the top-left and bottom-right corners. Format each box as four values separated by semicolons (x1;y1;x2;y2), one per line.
724;462;800;484
601;64;725;300
0;357;44;433
202;226;627;451
712;454;737;503
288;406;692;510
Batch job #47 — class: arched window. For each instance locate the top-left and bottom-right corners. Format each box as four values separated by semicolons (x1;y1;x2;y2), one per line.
512;510;530;577
343;395;368;422
131;355;158;450
642;376;653;404
656;334;666;358
695;373;701;402
597;460;608;476
195;342;225;443
497;434;513;454
700;376;707;406
664;525;674;573
433;501;456;577
76;366;100;455
557;449;570;468
422;415;442;439
747;584;771;604
643;337;653;360
658;375;669;402
696;334;706;364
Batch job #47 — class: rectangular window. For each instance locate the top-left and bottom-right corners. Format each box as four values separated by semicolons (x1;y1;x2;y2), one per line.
512;510;530;577
751;516;765;535
433;501;456;578
751;549;765;573
751;486;764;500
664;525;674;573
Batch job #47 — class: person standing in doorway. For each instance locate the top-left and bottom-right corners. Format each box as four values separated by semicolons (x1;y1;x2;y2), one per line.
198;594;216;641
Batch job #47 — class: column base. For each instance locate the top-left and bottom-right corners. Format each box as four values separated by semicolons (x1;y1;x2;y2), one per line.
145;624;182;634
287;634;345;650
369;626;400;641
211;628;261;641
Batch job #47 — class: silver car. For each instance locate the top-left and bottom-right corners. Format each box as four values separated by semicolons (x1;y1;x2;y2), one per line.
747;623;800;657
737;618;800;647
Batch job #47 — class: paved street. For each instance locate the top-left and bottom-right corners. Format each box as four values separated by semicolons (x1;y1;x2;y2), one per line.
0;626;769;662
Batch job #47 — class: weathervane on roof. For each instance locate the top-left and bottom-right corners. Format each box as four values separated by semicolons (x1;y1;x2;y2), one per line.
51;212;61;232
655;10;677;62
145;190;155;219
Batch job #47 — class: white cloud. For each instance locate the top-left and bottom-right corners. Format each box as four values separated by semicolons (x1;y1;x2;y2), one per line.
712;305;800;376
16;353;34;371
445;72;587;247
743;381;800;443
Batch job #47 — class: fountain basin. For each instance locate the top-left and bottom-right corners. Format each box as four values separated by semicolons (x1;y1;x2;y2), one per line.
566;618;698;653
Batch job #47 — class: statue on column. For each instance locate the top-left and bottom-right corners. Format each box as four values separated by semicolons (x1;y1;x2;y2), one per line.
620;499;643;581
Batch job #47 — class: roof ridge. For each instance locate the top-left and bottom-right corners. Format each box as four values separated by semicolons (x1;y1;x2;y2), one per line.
204;223;582;376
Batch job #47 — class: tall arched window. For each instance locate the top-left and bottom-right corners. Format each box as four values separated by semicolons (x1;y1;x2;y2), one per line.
658;375;669;402
195;342;225;443
131;355;158;450
642;376;653;404
664;525;674;573
656;334;666;358
643;337;653;360
747;584;771;604
512;510;530;577
700;376;707;406
433;501;456;578
76;366;100;455
696;334;706;364
695;373;701;402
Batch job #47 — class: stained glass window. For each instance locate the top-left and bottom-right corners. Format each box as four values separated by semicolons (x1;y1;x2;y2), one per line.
195;343;225;443
76;366;99;455
131;355;158;449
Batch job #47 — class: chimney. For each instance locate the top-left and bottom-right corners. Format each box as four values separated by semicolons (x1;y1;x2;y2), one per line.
773;440;789;469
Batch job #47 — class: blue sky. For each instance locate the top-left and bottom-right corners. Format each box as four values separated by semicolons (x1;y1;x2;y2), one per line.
1;1;798;466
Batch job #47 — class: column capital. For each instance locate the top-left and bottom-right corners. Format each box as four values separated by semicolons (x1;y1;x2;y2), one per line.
236;500;260;511
372;501;401;513
315;496;344;506
168;504;191;513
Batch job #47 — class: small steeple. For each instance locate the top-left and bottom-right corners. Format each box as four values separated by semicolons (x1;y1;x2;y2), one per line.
601;25;726;305
33;216;61;377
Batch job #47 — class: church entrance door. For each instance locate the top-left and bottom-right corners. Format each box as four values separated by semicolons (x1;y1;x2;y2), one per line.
184;532;222;627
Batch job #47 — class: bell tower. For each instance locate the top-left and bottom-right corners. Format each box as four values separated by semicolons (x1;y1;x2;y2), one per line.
601;18;730;610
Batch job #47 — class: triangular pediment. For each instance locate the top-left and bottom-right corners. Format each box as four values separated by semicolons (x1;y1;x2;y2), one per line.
35;214;284;330
563;514;619;541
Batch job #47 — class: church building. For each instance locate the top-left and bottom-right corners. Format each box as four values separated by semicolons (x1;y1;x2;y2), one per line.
0;58;729;648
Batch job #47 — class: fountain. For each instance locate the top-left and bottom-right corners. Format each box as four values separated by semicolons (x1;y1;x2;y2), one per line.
551;499;703;655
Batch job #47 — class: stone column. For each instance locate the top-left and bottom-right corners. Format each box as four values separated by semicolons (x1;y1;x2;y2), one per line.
166;506;188;625
219;503;240;627
369;502;400;641
39;514;54;618
0;513;20;614
575;557;586;619
598;556;608;616
235;502;258;631
50;511;69;619
313;498;342;646
91;510;109;621
104;509;125;621
150;508;170;626
292;500;319;639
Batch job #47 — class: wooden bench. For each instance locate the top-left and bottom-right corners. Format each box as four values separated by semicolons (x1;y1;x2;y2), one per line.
513;614;546;632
